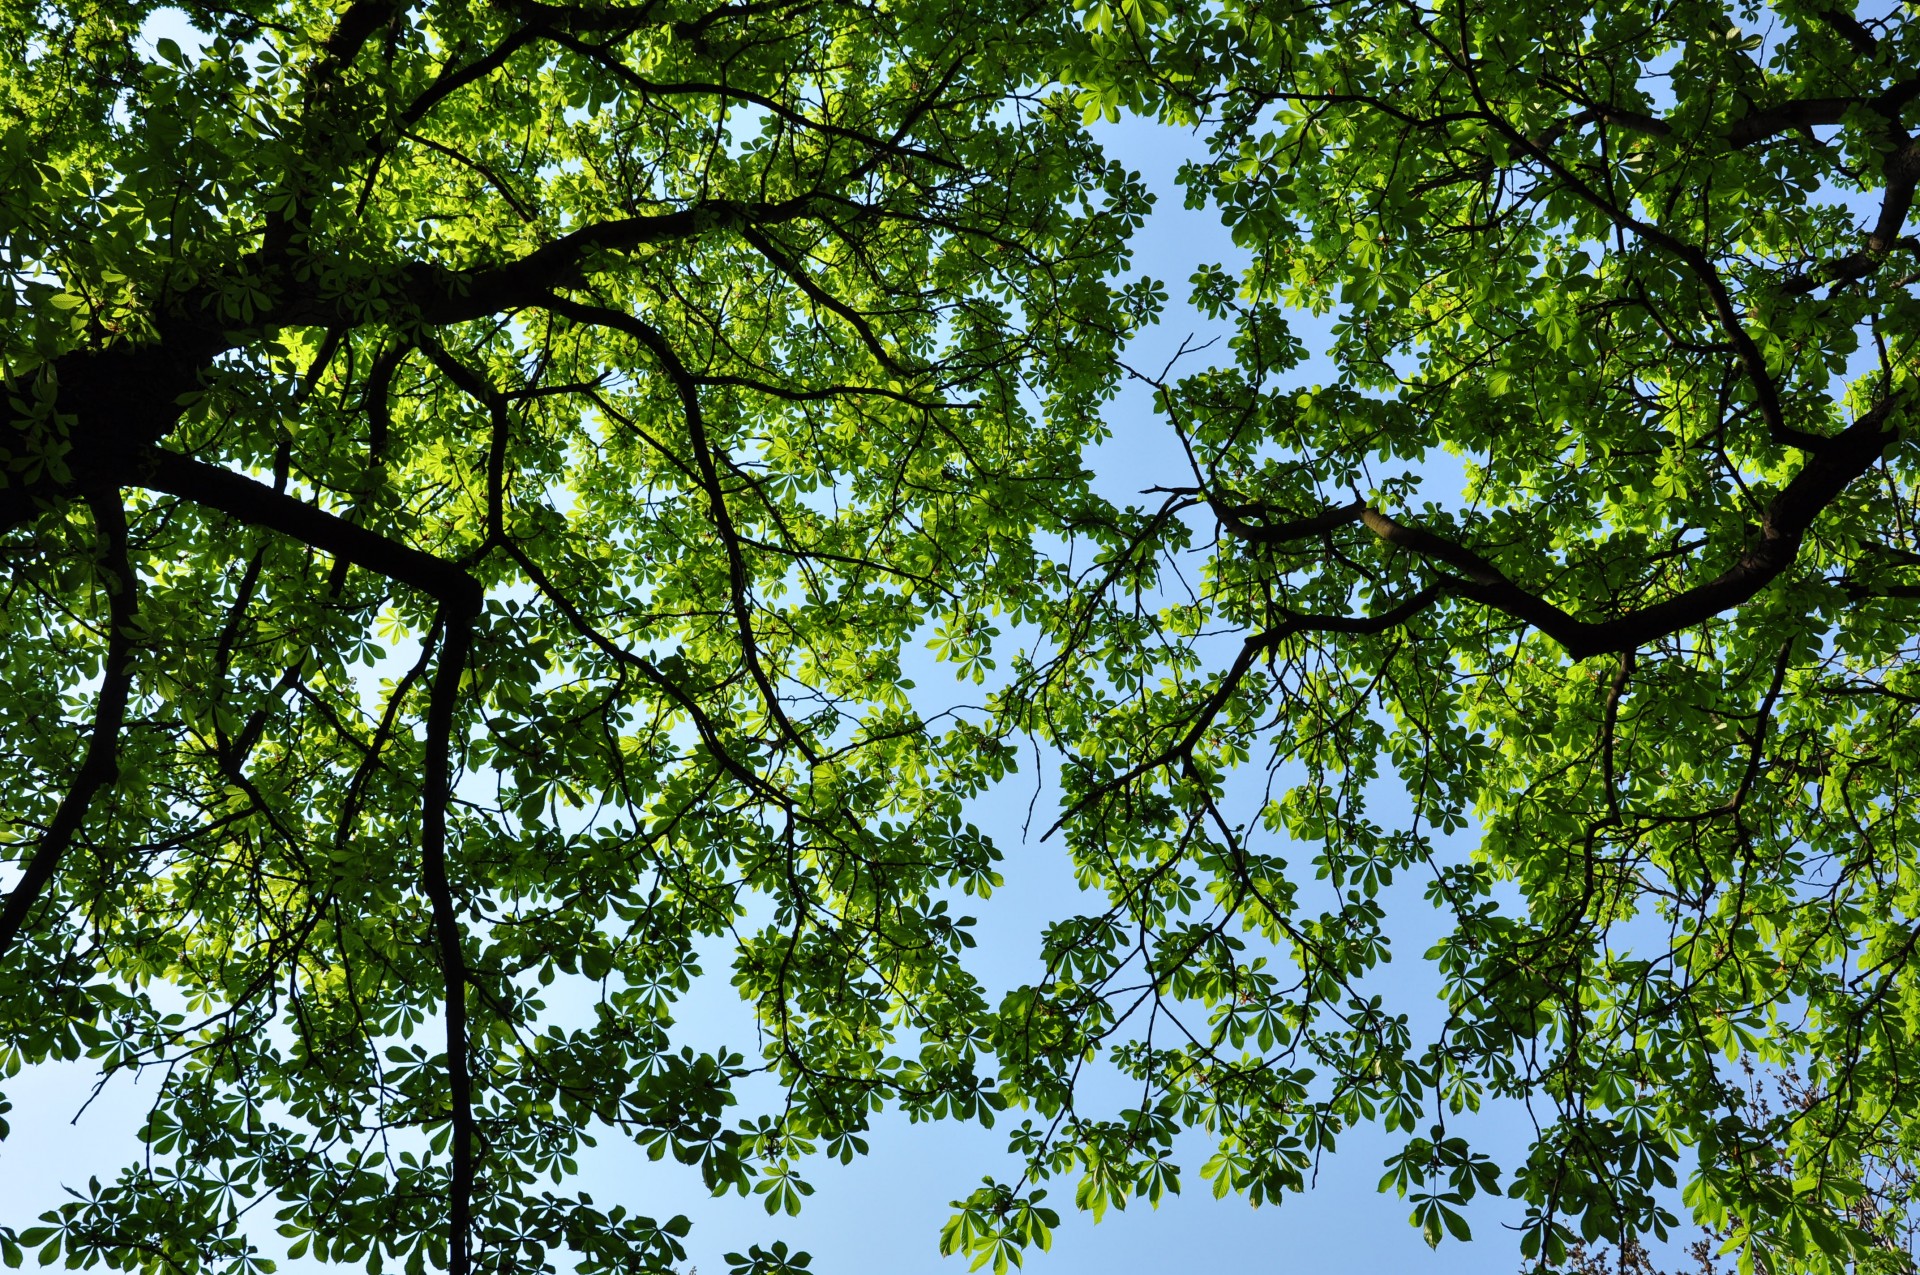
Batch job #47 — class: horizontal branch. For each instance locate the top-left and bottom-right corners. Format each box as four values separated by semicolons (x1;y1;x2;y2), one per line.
1219;398;1903;659
1214;494;1367;544
1727;78;1920;149
1727;96;1859;148
136;450;481;609
404;196;818;324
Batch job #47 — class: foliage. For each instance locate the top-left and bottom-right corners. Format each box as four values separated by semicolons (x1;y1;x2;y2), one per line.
0;0;1148;1270
958;0;1920;1271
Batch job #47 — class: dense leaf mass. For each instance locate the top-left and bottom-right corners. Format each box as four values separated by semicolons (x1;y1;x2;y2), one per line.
0;0;1145;1271
984;0;1920;1271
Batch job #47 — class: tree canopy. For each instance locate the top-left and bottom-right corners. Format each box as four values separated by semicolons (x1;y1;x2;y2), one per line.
6;0;1920;1272
0;0;1143;1270
997;0;1920;1270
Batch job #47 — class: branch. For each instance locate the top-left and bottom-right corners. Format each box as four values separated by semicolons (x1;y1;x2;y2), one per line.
419;603;480;1275
130;443;493;1208
316;0;406;77
499;539;783;803
136;449;480;610
146;404;497;1270
538;294;818;759
1353;397;1902;657
394;26;543;134
1045;586;1442;838
406;197;817;324
402;132;537;223
1190;395;1902;659
540;28;952;168
363;340;411;467
3;198;823;540
1419;29;1829;451
0;329;231;536
505;0;809;37
737;225;914;378
1727;97;1861;148
1202;493;1368;545
1870;138;1920;253
412;336;512;545
1814;4;1880;59
0;492;139;959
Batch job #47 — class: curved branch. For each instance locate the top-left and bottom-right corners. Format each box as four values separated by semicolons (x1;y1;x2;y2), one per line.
0;491;139;959
405;196;818;324
1045;586;1443;838
1356;397;1902;657
500;539;784;804
1193;491;1368;545
1204;399;1902;659
363;340;411;467
538;294;818;760
413;335;512;547
737;225;913;378
2;200;826;542
541;28;953;168
402;132;538;223
150;424;495;1272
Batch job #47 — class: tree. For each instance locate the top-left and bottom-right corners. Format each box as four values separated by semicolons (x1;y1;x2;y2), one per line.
0;0;1149;1270
14;0;1920;1270
958;0;1920;1271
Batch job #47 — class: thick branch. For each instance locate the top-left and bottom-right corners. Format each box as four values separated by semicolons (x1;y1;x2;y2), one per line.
137;450;480;610
1203;399;1901;658
407;198;816;324
317;0;407;77
1355;398;1902;657
0;492;138;959
1815;3;1880;58
0;194;828;547
1727;96;1862;148
141;380;500;1269
1202;493;1367;545
1870;139;1920;253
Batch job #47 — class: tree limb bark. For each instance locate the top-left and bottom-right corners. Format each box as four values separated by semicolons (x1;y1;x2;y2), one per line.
136;449;481;610
1212;397;1904;660
420;603;480;1275
0;492;139;960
